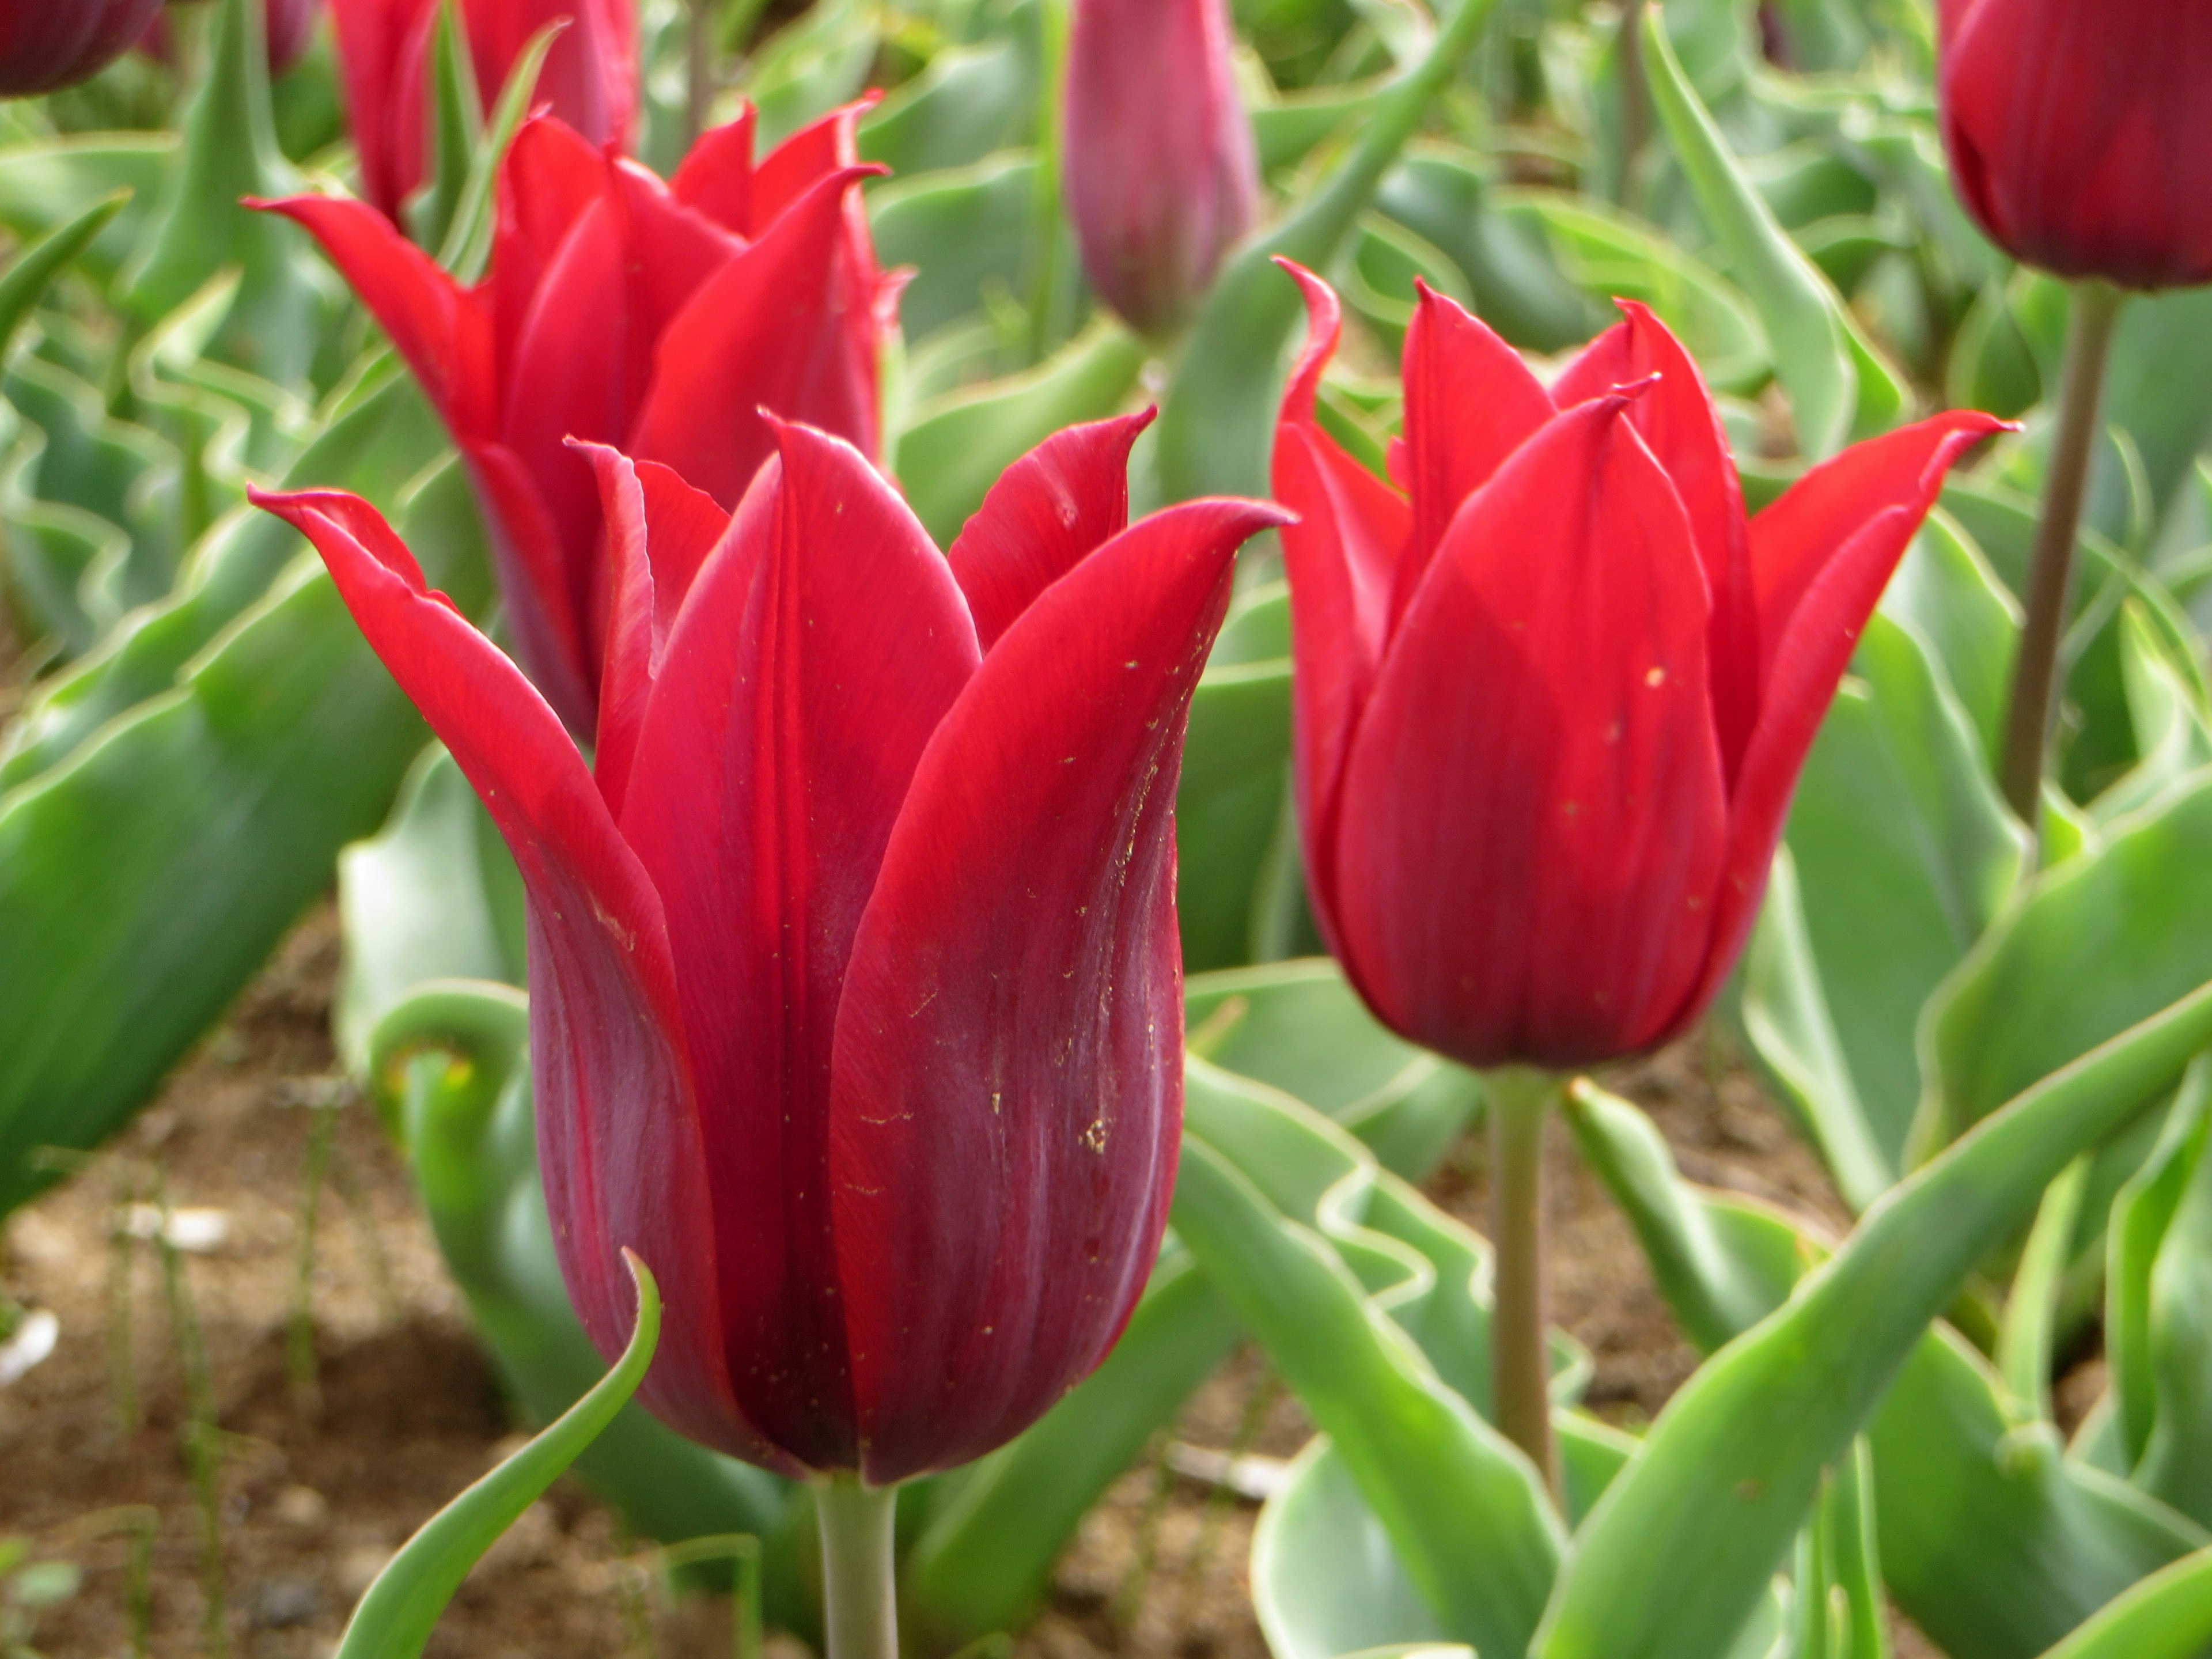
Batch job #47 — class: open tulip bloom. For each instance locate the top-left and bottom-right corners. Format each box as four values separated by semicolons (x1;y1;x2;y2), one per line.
253;413;1286;1621
1271;260;2003;1483
257;101;896;735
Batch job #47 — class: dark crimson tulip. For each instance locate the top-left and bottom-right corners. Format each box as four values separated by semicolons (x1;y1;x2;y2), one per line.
331;0;638;221
1062;0;1259;337
139;0;320;76
1;0;166;94
259;104;895;732
1939;0;2212;289
254;415;1288;1480
1273;264;2006;1072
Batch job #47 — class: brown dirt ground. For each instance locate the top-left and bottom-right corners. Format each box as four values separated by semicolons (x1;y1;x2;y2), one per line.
0;906;1940;1659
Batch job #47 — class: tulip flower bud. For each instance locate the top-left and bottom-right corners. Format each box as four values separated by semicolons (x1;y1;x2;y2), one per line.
255;418;1287;1480
258;101;897;736
1939;0;2212;289
331;0;639;222
1272;264;2005;1071
1;0;166;94
265;0;320;71
1062;0;1261;338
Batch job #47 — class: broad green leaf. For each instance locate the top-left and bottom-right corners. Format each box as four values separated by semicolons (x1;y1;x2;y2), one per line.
859;35;1039;176
1640;10;1907;455
892;319;1145;546
332;1249;661;1659
742;0;879;149
2088;603;2212;828
1880;510;2022;766
2085;287;2212;556
1997;1157;2089;1420
0;192;127;362
2108;1063;2212;1472
0;359;438;791
123;0;339;388
2132;1071;2212;1528
335;745;525;1075
1185;958;1481;1177
0;137;171;281
2032;1546;2212;1659
1568;1081;2209;1659
1179;584;1298;972
1744;612;2029;1200
1154;0;1501;502
1176;1061;1564;1659
0;457;489;1216
1537;978;2212;1659
1919;772;2212;1155
872;154;1036;343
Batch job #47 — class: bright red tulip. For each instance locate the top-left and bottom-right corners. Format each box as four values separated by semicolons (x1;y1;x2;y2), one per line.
1272;264;2006;1073
259;104;896;732
1;0;166;94
253;416;1288;1480
1062;0;1259;337
1939;0;2212;289
331;0;637;222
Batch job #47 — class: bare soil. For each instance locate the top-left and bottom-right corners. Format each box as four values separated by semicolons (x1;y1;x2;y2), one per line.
1;906;1932;1659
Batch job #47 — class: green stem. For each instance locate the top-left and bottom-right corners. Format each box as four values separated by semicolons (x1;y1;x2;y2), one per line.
684;0;714;152
1998;279;2126;831
1486;1066;1558;1499
1615;0;1649;209
813;1475;899;1659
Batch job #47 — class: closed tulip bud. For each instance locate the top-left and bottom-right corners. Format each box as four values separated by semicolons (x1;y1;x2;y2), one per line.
1940;0;2212;289
1;0;166;94
257;103;896;734
265;0;321;70
331;0;639;222
253;416;1287;1480
1062;0;1260;338
1272;264;2006;1073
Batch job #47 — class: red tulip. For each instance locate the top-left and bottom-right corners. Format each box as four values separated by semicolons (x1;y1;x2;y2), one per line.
257;104;896;733
1062;0;1260;337
1;0;166;94
1272;264;2005;1073
1939;0;2212;289
331;0;638;222
253;416;1287;1479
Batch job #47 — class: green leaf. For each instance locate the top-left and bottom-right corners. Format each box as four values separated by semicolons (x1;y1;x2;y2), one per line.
1184;958;1481;1179
0;192;128;363
858;35;1040;177
434;18;565;281
892;319;1145;546
1918;771;2212;1157
335;745;525;1076
0;455;490;1216
870;153;1038;343
1154;0;1502;502
2129;1070;2212;1529
0;137;171;283
405;0;485;258
2032;1546;2212;1659
1175;1060;1564;1659
1743;612;2030;1200
1880;510;2022;766
332;1249;661;1659
1535;978;2212;1659
2107;1062;2212;1473
1566;1080;2209;1659
1639;9;1907;456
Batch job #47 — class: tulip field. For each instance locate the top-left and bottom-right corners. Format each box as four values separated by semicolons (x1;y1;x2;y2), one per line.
7;0;2212;1654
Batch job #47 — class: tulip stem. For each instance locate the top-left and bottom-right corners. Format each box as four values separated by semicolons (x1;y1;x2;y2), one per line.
1615;0;1649;209
1998;279;2125;833
1486;1065;1559;1501
813;1474;899;1659
684;0;714;150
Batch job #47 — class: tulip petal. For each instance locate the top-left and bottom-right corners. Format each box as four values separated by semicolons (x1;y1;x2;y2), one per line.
1270;262;1410;944
491;116;614;375
248;486;790;1472
829;493;1290;1482
1395;281;1554;620
1555;301;1759;779
946;409;1154;651
1677;410;2008;1034
1331;395;1728;1070
670;106;760;236
462;441;596;733
611;158;749;375
751;96;873;233
618;422;978;1468
1748;410;2005;667
576;442;735;817
255;194;495;435
327;0;419;217
628;165;888;508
